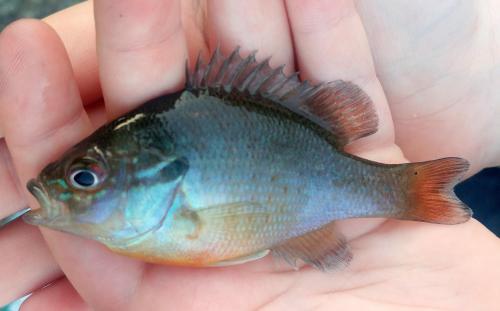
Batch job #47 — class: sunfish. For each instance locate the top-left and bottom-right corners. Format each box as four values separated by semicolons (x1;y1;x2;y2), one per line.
24;48;471;271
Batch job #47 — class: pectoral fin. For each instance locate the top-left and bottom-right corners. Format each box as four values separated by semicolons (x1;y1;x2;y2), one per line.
192;203;351;271
272;221;352;271
195;201;284;230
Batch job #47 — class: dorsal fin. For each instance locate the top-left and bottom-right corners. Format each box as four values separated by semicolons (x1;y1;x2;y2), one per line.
186;47;379;148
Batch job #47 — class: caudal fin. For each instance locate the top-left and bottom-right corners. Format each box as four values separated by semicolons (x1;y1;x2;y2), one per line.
404;157;472;224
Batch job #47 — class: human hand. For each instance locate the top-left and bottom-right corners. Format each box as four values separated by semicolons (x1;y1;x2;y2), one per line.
0;1;499;310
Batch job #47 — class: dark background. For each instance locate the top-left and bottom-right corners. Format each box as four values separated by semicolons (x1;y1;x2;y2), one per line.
0;0;499;236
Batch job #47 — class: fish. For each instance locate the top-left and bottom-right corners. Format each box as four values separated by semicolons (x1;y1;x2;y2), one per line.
23;47;472;271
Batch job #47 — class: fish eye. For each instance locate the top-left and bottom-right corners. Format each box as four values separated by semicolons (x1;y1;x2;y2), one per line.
66;156;107;191
69;169;100;189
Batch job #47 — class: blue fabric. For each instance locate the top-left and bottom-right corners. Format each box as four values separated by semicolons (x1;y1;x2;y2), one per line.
455;167;500;236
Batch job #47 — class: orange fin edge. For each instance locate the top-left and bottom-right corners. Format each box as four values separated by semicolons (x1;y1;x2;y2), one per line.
405;157;472;224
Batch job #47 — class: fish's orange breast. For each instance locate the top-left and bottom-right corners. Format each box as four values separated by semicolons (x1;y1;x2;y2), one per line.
109;246;224;267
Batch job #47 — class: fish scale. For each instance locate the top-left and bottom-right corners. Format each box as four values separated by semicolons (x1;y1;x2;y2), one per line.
165;93;321;213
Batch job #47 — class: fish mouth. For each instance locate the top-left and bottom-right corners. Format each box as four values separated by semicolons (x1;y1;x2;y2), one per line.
24;179;63;226
27;179;51;208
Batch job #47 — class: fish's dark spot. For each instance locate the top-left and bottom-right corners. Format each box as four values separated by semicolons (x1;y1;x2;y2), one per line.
271;175;278;182
267;194;272;202
414;171;418;176
283;186;288;194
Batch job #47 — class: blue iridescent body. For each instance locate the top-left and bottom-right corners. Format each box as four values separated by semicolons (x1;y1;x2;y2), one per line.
108;90;401;262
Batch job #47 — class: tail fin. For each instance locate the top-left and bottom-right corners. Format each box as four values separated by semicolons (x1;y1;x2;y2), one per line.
404;157;472;224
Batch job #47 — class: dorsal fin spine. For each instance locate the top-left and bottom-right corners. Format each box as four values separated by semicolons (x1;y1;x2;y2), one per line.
257;65;285;95
213;48;232;86
240;58;270;93
229;51;256;89
220;47;241;90
191;52;203;89
201;48;221;87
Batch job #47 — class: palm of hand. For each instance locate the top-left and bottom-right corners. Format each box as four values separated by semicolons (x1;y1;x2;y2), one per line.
0;1;498;310
356;1;500;172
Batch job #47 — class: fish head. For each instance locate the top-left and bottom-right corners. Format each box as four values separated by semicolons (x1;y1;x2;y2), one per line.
23;125;189;247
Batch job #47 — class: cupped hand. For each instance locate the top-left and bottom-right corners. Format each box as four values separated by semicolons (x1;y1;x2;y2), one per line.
0;1;499;310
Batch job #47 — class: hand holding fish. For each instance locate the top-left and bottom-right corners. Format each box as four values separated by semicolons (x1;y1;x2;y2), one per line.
1;1;499;310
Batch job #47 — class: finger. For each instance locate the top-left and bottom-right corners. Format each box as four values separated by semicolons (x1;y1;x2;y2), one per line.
206;0;295;72
85;101;108;128
0;140;60;305
0;2;104;140
0;222;61;306
0;140;25;218
43;1;101;106
0;2;98;141
21;278;89;311
180;0;210;62
94;0;188;117
0;19;143;310
0;16;94;173
0;18;93;304
0;19;93;183
285;0;402;161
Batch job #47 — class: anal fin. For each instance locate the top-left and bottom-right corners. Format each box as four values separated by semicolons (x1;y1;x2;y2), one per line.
272;222;352;271
209;250;270;267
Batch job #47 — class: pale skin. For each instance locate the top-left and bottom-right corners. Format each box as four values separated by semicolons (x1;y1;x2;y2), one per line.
0;1;499;310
